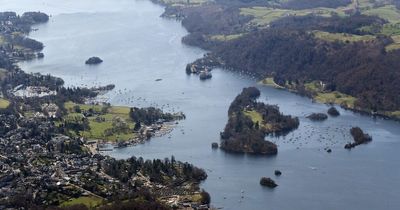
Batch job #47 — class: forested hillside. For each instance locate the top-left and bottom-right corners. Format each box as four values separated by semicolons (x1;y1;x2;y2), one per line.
158;0;400;118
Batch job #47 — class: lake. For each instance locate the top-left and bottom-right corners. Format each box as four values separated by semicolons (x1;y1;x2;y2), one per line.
4;0;400;209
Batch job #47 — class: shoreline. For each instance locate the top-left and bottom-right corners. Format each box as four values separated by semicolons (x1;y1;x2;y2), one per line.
260;79;400;122
87;121;177;155
0;10;210;209
150;0;400;122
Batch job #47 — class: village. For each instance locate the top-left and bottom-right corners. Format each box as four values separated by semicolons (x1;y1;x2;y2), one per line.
0;10;211;210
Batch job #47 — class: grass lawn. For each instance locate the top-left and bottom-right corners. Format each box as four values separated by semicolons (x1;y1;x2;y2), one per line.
385;35;400;51
388;110;400;119
63;102;136;142
159;0;209;6
304;81;356;108
80;116;135;142
362;5;400;23
244;110;263;124
65;101;103;113
60;196;103;208
0;98;10;109
210;33;245;41
313;30;375;42
314;91;356;108
381;23;400;35
243;109;274;131
304;81;323;92
240;6;341;27
260;77;284;89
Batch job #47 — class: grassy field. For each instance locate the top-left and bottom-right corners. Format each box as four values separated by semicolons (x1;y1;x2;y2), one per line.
381;22;400;35
63;102;136;142
385;35;400;51
60;196;103;208
260;77;285;89
313;30;375;42
362;5;400;23
240;6;343;27
244;110;263;124
159;0;209;6
314;91;356;108
0;98;10;109
303;81;356;108
210;33;244;41
243;109;275;131
304;81;324;92
388;110;400;118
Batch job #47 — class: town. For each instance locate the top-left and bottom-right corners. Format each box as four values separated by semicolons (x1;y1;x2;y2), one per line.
0;11;211;209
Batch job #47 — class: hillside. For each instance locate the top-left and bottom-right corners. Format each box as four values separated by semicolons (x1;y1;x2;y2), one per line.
157;0;400;119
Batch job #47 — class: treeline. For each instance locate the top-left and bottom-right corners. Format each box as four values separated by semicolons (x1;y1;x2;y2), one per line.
102;156;207;185
0;11;49;33
220;87;299;155
0;49;13;69
47;194;169;210
220;110;277;154
5;34;44;50
129;107;175;126
181;5;251;48
1;71;64;91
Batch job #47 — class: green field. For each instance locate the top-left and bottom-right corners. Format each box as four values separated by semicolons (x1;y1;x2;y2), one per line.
314;91;357;108
388;110;400;118
304;81;324;92
260;77;285;89
386;35;400;51
244;110;263;124
362;5;400;23
0;98;10;109
303;81;356;108
243;109;275;130
381;23;400;35
240;6;343;27
159;0;209;6
63;102;136;142
60;196;103;208
210;33;244;41
313;30;375;42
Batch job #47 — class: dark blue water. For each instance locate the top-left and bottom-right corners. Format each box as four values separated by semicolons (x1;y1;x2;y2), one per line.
6;0;400;209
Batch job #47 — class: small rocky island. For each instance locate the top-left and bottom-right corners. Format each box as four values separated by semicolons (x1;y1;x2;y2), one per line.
260;177;278;188
345;127;372;149
307;113;328;121
220;87;299;155
85;56;103;65
327;107;340;116
199;70;212;80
